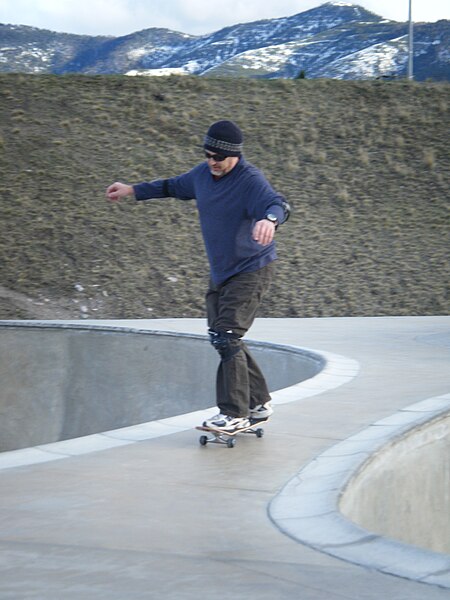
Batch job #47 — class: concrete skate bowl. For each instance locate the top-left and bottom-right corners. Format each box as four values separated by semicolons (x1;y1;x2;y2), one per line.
340;411;450;556
269;397;450;587
0;323;324;453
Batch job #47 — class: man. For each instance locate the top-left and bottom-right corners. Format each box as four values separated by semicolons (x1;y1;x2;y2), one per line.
106;120;290;433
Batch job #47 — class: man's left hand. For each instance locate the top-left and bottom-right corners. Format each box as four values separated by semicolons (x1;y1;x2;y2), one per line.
252;219;276;246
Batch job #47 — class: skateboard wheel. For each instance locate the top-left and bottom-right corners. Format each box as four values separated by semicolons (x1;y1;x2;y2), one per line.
227;438;236;448
199;435;208;446
256;428;264;438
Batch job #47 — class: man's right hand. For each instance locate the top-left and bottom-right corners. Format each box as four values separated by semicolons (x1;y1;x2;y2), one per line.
106;182;134;202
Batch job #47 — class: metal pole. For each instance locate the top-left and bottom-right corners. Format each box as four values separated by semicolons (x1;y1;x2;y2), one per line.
408;0;414;80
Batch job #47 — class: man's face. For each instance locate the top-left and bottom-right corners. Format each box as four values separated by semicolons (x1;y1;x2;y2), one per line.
204;150;239;177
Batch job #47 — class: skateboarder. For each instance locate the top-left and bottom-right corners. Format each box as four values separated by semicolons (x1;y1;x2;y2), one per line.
106;120;290;433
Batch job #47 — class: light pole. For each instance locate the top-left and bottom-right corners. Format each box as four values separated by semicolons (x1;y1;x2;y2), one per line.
408;0;414;79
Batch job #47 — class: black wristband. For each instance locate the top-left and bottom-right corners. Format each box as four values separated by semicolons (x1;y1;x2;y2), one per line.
162;179;170;197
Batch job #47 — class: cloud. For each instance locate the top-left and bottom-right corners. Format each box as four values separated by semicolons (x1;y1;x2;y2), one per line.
0;0;448;37
0;0;157;35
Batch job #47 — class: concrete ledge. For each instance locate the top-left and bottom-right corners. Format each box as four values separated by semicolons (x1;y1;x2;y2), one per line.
269;393;450;589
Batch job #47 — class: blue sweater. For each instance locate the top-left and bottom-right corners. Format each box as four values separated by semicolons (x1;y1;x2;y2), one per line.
133;157;286;285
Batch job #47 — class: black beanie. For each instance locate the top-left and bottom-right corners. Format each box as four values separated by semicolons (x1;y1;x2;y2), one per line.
204;120;243;157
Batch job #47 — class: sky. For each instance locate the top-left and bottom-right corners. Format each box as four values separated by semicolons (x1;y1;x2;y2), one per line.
0;0;448;37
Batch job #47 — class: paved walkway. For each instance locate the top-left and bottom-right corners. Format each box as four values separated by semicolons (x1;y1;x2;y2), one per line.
1;316;449;599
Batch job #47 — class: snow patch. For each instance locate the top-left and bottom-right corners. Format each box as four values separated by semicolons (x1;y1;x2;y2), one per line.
323;36;408;78
126;67;187;76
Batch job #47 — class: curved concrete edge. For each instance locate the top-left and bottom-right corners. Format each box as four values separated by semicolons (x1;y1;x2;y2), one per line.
268;392;450;589
0;322;359;471
271;346;359;404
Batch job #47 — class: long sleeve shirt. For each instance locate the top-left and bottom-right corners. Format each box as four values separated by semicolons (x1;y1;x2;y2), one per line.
133;157;287;285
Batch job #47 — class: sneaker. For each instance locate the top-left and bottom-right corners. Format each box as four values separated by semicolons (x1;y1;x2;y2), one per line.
203;413;250;432
250;402;273;420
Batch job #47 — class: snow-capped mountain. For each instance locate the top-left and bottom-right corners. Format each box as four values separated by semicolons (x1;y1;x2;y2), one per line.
0;3;448;80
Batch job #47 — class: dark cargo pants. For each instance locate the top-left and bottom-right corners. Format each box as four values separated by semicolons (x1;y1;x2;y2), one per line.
206;262;274;417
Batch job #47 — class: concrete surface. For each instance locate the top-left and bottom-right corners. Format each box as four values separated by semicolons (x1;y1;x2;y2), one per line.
340;411;450;554
0;316;449;599
270;392;450;586
0;323;323;451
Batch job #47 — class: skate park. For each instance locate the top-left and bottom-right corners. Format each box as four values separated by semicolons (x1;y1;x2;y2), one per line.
0;316;449;599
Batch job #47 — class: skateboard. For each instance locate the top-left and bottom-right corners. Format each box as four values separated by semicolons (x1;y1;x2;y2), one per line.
196;417;269;448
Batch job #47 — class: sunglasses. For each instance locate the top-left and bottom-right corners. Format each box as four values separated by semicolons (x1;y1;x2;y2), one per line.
204;151;227;162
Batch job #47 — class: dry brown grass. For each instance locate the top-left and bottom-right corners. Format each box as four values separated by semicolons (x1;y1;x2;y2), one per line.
0;74;449;319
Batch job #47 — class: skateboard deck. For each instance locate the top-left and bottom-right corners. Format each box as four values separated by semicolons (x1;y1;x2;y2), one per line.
196;417;269;448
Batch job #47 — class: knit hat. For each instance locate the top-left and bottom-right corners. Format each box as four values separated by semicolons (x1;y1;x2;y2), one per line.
204;120;243;157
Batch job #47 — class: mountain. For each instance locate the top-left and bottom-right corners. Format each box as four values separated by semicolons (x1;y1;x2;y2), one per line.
0;3;449;80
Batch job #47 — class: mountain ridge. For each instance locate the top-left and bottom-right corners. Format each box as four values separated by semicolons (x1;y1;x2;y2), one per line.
1;3;449;80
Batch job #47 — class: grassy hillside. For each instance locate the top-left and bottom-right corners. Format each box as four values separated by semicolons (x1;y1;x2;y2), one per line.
0;73;448;319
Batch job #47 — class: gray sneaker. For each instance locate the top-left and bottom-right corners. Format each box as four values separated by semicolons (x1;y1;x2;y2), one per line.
203;413;250;432
250;402;273;420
